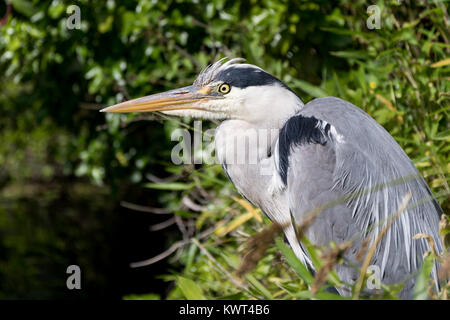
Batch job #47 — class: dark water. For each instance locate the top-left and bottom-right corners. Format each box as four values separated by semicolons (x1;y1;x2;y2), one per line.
0;178;177;299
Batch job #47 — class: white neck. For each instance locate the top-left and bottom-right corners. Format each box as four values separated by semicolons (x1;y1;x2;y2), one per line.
240;85;303;130
215;86;304;166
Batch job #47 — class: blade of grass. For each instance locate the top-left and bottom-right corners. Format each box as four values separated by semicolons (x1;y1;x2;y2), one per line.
413;253;435;300
215;212;254;236
245;274;273;299
275;238;314;285
291;79;328;98
232;196;263;223
177;276;207;300
144;182;195;190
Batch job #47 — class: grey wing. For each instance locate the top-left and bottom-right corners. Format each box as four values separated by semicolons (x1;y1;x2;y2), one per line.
286;142;363;296
279;97;444;298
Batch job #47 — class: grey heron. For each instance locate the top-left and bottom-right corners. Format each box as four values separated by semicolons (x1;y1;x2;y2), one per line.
101;58;444;298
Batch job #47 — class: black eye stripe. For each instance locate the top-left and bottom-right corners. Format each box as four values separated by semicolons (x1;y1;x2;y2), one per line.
216;67;286;89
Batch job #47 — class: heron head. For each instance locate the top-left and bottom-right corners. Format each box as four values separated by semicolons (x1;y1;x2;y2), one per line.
101;58;302;125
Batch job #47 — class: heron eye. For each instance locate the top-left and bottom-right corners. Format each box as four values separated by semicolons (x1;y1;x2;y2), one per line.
218;83;231;94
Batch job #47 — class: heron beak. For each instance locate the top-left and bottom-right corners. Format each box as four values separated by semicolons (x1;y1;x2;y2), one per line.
100;85;215;113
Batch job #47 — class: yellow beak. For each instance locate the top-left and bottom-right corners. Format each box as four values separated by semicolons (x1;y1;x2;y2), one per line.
100;85;216;113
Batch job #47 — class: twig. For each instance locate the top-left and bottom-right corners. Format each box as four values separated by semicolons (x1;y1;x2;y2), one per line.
130;225;217;268
171;215;190;262
236;223;285;277
191;238;248;291
182;196;206;212
312;241;352;295
149;217;176;231
130;240;186;268
413;233;439;257
0;3;11;26
146;173;183;183
175;215;190;243
120;201;172;214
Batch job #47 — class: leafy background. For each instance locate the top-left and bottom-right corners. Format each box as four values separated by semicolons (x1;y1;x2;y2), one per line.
0;0;448;299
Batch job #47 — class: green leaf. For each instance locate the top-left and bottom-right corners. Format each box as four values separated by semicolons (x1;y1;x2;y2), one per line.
302;237;342;287
320;27;371;38
123;293;161;300
296;290;351;300
431;129;450;141
291;80;328;98
99;16;114;33
413;253;435;300
275;238;314;284
143;182;195;190
245;274;273;299
330;50;370;60
184;243;198;274
10;0;37;17
177;276;207;300
218;292;246;300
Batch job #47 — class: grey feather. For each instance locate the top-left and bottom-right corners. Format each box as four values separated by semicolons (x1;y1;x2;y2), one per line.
283;97;443;298
208;59;444;299
194;57;245;87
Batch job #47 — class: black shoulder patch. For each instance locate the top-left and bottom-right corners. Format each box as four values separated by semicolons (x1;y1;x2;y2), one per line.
278;115;330;185
216;66;289;89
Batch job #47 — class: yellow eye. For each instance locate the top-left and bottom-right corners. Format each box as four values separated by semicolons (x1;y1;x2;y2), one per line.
218;83;231;94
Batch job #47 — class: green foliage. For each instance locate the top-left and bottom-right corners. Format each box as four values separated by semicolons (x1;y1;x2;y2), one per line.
0;0;448;299
275;239;314;285
177;276;207;300
413;253;435;300
123;293;161;300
